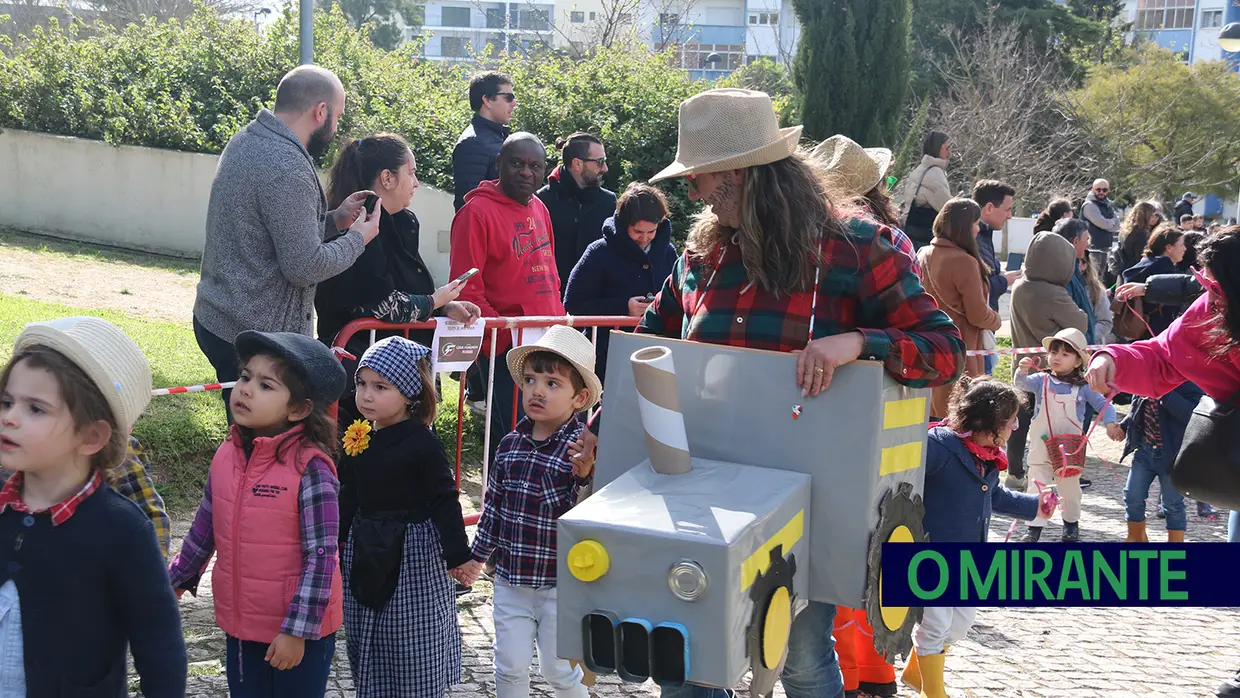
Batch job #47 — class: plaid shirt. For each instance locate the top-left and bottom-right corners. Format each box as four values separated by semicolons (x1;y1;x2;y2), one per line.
168;457;340;640
637;216;963;389
472;415;587;588
0;470;103;523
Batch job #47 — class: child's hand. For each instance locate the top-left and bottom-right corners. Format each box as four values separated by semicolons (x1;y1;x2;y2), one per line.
569;431;598;479
265;633;305;671
1106;423;1125;442
454;560;483;586
1017;357;1036;372
1037;488;1060;519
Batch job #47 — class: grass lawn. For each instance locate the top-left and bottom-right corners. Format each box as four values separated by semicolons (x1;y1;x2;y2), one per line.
0;227;200;276
0;293;484;511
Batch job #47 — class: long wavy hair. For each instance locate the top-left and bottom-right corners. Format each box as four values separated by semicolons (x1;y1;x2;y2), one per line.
1120;200;1162;263
860;184;901;228
1034;198;1074;233
932;198;989;286
1197;226;1240;357
684;152;852;295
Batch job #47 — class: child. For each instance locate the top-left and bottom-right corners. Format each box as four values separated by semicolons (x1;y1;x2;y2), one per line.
0;316;186;696
834;607;898;698
1120;380;1203;542
458;325;600;698
169;331;347;697
1014;328;1123;542
338;336;472;697
903;377;1050;698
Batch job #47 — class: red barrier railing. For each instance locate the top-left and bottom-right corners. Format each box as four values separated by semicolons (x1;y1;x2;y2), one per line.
332;315;641;526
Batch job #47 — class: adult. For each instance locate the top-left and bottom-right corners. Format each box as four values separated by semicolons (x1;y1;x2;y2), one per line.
897;130;953;249
536;132;617;289
1006;232;1089;489
449;133;564;459
812;134;919;272
1109;201;1163;291
563;182;677;384
1120;225;1188;337
1173;191;1196;222
1033;197;1074;234
1085;228;1240;698
917;198;1002;420
1081;179;1122;258
638;88;965;698
972;180;1024;310
316;133;481;423
1051;218;1113;346
193;64;381;423
452;71;516;211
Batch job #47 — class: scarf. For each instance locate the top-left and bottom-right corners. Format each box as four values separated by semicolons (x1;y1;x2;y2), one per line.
1066;265;1096;345
957;431;1009;477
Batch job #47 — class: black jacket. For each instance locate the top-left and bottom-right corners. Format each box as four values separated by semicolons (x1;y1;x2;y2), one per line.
1174;197;1195;222
1122;255;1184;335
563;215;677;383
976;222;1007;310
536;165;617;291
452;114;510;211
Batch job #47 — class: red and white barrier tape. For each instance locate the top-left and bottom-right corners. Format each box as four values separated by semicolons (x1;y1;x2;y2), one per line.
966;344;1106;357
151;381;235;396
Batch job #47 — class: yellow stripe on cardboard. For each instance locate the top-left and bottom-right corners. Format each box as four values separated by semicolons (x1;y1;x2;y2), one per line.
883;398;926;430
741;510;805;591
879;442;923;475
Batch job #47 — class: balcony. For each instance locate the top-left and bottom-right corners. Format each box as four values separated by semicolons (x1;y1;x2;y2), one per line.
652;23;747;46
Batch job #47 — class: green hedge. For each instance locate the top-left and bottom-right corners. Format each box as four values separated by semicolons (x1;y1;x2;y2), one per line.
0;7;713;235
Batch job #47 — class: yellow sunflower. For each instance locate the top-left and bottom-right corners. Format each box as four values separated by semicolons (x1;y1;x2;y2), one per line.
342;419;372;457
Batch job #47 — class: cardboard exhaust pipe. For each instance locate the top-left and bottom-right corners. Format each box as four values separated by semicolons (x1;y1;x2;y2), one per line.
630;346;691;475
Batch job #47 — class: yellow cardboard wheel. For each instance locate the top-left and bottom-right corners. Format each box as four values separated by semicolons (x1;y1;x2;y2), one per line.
761;586;791;668
865;482;925;662
878;525;913;631
745;546;796;698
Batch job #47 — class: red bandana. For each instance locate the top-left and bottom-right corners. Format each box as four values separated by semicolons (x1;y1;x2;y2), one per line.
958;433;1009;474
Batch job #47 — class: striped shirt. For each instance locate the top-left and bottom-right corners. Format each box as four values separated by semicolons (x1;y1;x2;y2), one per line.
471;415;587;588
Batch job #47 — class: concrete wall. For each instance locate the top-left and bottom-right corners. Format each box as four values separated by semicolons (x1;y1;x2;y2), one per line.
0;128;456;284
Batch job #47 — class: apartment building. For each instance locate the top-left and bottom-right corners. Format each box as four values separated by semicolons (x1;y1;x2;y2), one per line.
1121;0;1238;64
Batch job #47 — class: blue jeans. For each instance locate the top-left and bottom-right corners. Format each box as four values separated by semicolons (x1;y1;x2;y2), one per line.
984;354;997;375
1124;445;1186;531
226;633;337;698
660;600;844;698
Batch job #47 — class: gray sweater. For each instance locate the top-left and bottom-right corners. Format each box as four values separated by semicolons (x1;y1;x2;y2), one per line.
194;109;365;341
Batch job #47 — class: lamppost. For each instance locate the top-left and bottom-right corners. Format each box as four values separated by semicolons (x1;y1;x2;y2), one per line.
1219;23;1240;219
300;0;313;64
253;7;271;27
705;52;722;77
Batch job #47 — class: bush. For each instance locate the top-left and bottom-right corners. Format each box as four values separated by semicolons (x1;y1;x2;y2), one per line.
0;7;707;241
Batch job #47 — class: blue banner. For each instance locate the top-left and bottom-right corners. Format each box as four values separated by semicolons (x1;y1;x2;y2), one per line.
880;543;1240;607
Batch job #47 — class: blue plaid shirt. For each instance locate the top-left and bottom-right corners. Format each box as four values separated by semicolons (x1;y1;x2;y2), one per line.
471;415;587;588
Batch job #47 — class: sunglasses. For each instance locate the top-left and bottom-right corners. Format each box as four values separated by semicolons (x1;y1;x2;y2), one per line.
489;91;517;103
1094;188;1110;194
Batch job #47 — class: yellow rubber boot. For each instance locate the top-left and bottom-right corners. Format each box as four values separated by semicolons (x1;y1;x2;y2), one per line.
1168;530;1186;543
917;652;949;698
1124;521;1148;543
901;651;921;691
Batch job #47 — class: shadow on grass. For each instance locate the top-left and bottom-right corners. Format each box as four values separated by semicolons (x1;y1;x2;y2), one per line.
0;227;200;275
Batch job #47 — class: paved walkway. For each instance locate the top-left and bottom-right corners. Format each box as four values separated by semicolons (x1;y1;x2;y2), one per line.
167;426;1240;698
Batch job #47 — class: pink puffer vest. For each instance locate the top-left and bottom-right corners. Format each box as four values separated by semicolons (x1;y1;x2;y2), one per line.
210;425;343;642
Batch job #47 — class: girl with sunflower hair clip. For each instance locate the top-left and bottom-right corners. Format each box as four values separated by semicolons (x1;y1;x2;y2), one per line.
337;336;472;698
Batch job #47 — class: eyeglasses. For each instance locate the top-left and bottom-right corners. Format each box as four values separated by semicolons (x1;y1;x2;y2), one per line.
489;92;517;103
582;157;607;167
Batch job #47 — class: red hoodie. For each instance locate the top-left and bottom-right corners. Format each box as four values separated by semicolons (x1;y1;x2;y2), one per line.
450;180;565;355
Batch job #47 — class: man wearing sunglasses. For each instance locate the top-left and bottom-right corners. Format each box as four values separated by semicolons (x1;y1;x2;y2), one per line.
537;132;617;290
1080;178;1122;256
453;71;518;212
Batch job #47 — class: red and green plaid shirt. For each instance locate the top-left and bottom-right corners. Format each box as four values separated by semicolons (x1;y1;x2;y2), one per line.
637;216;964;389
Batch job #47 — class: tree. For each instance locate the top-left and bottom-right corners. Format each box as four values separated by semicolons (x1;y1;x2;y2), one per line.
719;57;797;125
318;0;422;50
1068;43;1240;202
80;0;260;25
791;0;912;146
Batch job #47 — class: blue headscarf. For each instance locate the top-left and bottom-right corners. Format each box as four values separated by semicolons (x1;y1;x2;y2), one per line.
1066;265;1096;345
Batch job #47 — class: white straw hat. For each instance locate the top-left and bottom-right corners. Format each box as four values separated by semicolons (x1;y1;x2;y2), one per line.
1042;327;1091;364
14;317;152;432
651;89;803;183
811;134;893;197
506;325;602;409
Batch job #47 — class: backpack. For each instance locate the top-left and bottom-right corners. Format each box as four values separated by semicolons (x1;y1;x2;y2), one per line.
1110;295;1148;341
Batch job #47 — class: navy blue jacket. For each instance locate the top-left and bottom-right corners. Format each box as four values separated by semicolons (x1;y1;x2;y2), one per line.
536;166;616;290
1122;381;1205;461
976;223;1007;310
1122;255;1181;335
452;114;510;211
563;215;677;383
923;426;1040;542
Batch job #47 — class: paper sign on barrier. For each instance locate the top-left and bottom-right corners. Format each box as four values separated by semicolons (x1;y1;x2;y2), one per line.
431;317;485;373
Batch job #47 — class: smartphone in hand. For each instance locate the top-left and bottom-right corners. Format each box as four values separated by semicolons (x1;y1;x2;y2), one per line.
364;194;380;214
454;268;480;285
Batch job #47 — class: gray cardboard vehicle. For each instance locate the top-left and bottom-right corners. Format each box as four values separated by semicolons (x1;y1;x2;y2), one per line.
556;332;929;695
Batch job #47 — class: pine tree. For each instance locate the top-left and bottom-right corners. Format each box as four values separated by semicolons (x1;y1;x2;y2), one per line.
791;0;912;146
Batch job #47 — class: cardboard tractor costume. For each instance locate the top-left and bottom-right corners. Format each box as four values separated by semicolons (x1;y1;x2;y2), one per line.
556;332;930;695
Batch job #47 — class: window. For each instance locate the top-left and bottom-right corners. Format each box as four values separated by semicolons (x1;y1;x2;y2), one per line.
1202;9;1224;28
1134;0;1195;30
749;14;758;24
659;13;680;25
486;8;505;27
678;43;742;71
589;10;595;19
618;12;633;22
440;36;468;57
570;10;584;22
749;12;777;25
440;6;471;27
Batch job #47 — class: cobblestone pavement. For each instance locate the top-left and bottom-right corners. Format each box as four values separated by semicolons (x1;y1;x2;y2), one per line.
163;424;1240;698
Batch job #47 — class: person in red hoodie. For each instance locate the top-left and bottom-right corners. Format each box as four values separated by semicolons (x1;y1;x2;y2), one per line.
449;132;566;462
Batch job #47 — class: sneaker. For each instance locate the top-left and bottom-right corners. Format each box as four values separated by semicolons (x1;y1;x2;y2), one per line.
1199;501;1219;517
1157;503;1167;519
1217;669;1240;698
1062;521;1080;542
1006;475;1027;491
1079;478;1092;490
455;581;472;597
859;681;899;697
1021;527;1043;543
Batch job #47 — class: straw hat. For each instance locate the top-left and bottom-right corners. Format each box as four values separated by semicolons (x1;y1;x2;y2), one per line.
14;317;152;432
650;89;803;183
1042;327;1091;364
506;325;602;409
811;135;893;197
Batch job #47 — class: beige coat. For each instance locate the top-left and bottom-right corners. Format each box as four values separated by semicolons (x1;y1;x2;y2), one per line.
917;238;1002;418
1010;232;1089;353
898;155;952;213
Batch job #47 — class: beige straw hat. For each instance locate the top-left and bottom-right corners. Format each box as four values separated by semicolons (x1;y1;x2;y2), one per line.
1042;327;1091;364
811;134;893;197
650;89;803;183
507;325;602;409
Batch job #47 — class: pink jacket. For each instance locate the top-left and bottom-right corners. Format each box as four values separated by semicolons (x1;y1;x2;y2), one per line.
209;427;344;642
1098;293;1240;401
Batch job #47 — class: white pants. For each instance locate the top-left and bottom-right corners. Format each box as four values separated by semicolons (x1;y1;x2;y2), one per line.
913;606;977;655
493;581;588;698
1025;463;1082;526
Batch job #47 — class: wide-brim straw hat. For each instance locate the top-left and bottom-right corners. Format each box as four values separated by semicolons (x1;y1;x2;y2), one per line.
651;88;803;183
811;134;893;197
1042;327;1091;364
506;325;602;409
